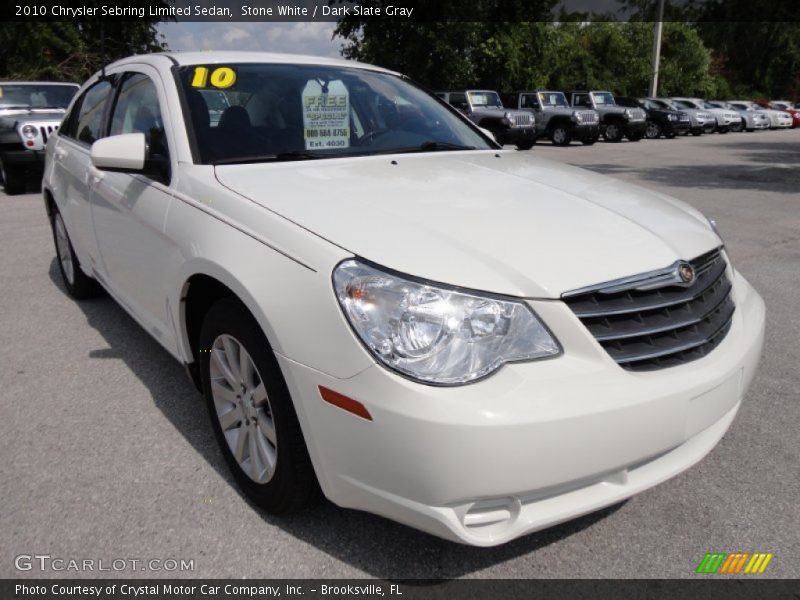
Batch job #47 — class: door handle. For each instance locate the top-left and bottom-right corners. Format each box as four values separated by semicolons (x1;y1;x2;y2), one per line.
54;147;68;161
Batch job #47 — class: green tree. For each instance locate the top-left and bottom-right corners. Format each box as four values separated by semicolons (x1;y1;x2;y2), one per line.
334;0;557;89
0;6;169;82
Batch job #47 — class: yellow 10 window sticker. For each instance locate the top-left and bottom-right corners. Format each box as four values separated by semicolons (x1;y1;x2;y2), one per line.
301;80;350;150
191;66;237;89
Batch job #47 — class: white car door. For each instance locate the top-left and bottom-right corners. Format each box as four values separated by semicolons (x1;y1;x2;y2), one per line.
89;66;180;355
49;79;115;272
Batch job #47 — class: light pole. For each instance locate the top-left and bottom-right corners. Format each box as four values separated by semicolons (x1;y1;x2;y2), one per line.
648;0;666;97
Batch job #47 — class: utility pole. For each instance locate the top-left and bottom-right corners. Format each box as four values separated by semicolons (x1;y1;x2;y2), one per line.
648;0;666;97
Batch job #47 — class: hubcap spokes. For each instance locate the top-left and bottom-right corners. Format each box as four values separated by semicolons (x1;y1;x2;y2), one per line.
54;215;74;284
210;334;277;484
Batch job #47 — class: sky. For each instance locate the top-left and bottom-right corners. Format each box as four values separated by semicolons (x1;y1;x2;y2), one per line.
158;22;342;58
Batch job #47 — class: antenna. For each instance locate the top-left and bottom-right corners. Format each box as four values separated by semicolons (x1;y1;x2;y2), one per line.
100;20;106;80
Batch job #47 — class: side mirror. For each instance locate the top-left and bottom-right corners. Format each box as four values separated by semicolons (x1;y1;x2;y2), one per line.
91;133;146;171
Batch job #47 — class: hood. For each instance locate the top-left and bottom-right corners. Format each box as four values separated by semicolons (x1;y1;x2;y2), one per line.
0;110;65;126
214;151;718;298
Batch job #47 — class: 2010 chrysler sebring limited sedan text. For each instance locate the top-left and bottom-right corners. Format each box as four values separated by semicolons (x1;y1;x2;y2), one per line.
43;52;765;546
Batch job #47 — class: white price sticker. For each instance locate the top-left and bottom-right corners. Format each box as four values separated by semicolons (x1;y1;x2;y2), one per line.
301;80;350;150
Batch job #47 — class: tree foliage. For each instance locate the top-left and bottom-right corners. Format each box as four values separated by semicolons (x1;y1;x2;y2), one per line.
0;8;168;82
335;0;799;99
335;19;714;97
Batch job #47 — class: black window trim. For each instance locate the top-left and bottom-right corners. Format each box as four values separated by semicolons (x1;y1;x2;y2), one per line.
106;69;172;186
61;76;118;148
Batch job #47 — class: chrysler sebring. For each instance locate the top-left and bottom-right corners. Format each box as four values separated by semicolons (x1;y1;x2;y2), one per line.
42;52;765;546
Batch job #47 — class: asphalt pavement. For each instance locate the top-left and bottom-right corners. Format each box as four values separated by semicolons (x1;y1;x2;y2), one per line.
1;129;798;579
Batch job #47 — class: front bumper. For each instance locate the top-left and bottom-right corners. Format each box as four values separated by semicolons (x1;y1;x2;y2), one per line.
0;148;45;167
279;270;765;546
572;123;600;140
623;121;647;136
665;119;691;135
496;126;537;145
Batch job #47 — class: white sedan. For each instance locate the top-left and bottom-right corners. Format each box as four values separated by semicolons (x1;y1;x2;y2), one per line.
43;52;765;546
730;100;792;129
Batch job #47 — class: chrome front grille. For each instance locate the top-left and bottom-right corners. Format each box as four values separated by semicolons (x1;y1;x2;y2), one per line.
629;108;647;122
512;113;533;127
579;111;599;124
563;248;734;371
39;124;57;143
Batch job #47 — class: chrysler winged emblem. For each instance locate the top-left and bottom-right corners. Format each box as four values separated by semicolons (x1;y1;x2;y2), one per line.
678;263;695;284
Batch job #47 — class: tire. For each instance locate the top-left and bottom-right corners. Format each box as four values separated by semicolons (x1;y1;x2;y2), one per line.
550;125;572;146
691;130;702;136
665;131;677;139
718;126;729;134
746;128;754;132
199;298;318;514
0;158;26;195
603;122;623;143
516;140;535;150
730;120;743;133
645;120;661;139
50;207;103;299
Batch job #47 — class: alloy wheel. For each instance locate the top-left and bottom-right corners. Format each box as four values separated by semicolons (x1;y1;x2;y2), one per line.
605;124;622;141
210;334;278;484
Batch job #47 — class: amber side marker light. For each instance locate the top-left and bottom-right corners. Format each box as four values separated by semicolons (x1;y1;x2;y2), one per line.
318;386;373;421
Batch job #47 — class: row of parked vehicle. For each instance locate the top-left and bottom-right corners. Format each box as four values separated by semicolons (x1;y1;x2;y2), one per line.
1;79;798;196
434;89;800;149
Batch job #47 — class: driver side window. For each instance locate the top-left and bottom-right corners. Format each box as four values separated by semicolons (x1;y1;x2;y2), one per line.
448;93;469;111
573;94;590;108
521;95;540;110
109;72;170;184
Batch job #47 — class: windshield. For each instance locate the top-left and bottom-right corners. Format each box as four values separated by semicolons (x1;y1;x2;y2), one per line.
178;64;492;164
467;91;503;108
591;92;616;106
539;92;569;107
675;100;698;110
772;102;789;109
0;83;77;110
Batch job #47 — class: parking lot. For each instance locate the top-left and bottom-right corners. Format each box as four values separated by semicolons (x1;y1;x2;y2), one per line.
1;129;798;579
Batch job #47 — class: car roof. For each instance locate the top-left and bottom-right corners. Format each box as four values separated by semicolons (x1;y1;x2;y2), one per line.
516;90;565;94
445;89;499;93
103;51;398;75
0;81;79;87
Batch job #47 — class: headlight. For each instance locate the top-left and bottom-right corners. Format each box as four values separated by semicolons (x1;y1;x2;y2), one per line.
20;124;38;139
333;259;560;385
668;113;677;120
571;110;580;122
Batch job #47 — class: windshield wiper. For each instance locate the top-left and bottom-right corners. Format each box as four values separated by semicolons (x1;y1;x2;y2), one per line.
390;141;477;154
212;151;324;165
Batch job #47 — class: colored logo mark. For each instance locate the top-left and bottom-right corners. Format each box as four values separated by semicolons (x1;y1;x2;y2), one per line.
696;552;773;574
